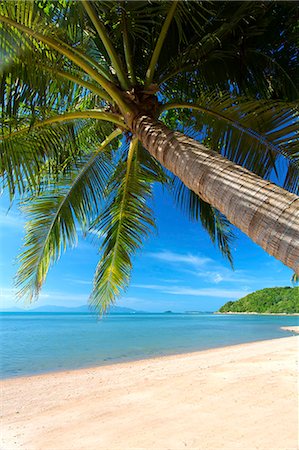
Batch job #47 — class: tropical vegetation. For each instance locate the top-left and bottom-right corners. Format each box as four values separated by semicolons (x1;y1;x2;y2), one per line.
0;1;298;311
218;287;299;314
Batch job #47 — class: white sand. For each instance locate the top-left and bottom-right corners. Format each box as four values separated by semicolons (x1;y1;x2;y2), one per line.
281;326;299;334
1;336;298;450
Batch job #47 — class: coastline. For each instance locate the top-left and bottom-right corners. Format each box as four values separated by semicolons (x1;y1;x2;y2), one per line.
215;311;299;315
1;336;298;450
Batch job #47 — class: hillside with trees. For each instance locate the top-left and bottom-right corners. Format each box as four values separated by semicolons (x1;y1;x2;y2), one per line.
219;287;299;314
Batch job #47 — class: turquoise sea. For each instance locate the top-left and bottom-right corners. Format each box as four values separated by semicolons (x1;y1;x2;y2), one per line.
1;312;298;379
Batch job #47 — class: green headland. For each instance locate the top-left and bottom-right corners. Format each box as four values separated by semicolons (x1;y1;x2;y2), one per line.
218;287;299;314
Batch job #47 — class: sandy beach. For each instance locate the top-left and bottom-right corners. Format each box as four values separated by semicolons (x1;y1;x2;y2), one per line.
1;336;298;450
280;326;299;334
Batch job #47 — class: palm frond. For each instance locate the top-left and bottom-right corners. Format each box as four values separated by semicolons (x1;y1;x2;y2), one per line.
89;139;166;312
159;2;298;101
172;175;235;266
0;0;113;80
121;7;137;85
3;55;111;104
161;94;299;193
0;11;125;106
1;113;119;197
1;124;75;196
16;129;121;302
82;0;130;90
145;1;178;86
158;1;262;84
292;273;298;285
161;46;299;103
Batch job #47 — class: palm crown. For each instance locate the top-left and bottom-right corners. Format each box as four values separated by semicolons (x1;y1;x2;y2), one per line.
1;1;298;311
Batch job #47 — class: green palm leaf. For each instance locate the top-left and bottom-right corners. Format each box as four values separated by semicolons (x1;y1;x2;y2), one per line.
0;0;112;81
0;9;125;106
16;129;121;302
158;2;264;82
89;139;166;312
159;2;298;101
161;94;299;193
172;176;235;266
1;115;119;197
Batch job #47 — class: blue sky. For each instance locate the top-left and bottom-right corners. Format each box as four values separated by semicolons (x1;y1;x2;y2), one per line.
0;185;294;312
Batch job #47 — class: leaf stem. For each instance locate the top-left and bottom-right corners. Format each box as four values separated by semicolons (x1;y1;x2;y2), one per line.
145;1;178;86
1;110;128;141
82;0;130;90
19;127;123;300
0;14;128;111
122;9;136;86
42;67;112;102
104;137;138;288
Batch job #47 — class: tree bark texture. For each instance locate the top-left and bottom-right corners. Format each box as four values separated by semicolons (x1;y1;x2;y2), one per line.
132;115;299;275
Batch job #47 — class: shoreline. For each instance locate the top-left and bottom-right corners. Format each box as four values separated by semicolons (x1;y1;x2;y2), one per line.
2;328;297;381
1;336;298;450
2;311;299;315
215;311;299;315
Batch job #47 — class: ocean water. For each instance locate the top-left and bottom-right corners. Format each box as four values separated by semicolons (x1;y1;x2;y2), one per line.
0;312;298;379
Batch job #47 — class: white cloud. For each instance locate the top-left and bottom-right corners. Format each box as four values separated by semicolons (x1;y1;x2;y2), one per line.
213;274;224;283
0;287;17;300
0;207;24;229
0;286;89;309
147;250;212;266
132;283;249;299
64;278;92;285
146;250;251;285
39;291;89;303
190;268;252;284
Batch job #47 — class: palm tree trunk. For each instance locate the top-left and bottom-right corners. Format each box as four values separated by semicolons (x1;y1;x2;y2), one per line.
132;114;299;275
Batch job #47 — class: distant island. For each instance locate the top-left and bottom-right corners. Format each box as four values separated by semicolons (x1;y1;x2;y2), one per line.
218;287;299;314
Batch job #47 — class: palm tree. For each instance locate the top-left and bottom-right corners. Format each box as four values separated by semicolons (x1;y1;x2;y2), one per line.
0;1;298;311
